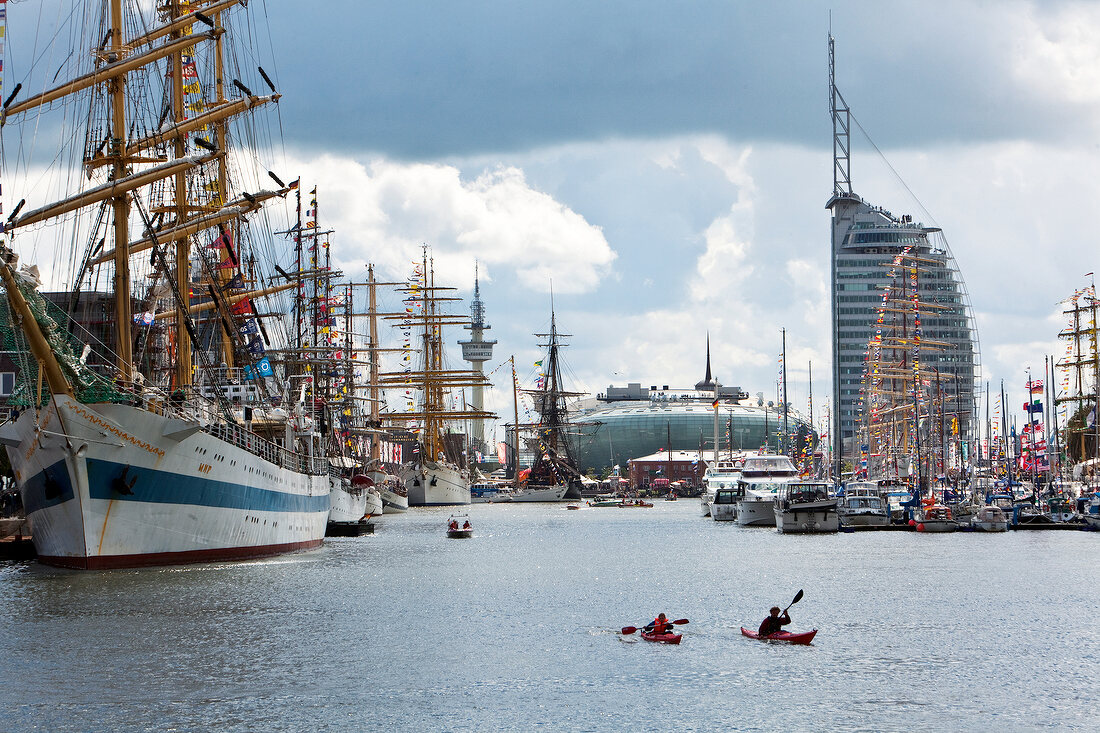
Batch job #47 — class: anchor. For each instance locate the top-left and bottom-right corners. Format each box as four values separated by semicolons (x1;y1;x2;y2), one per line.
112;466;137;496
43;470;63;500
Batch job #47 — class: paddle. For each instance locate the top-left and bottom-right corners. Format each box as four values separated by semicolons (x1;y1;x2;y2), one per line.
782;589;804;615
621;618;689;635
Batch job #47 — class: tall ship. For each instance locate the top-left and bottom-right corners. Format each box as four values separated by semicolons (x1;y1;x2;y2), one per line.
0;1;332;568
858;247;965;492
515;307;585;502
1056;282;1100;480
275;187;382;531
381;251;492;505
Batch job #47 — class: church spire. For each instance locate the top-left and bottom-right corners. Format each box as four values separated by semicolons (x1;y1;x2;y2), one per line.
695;333;720;392
705;333;712;382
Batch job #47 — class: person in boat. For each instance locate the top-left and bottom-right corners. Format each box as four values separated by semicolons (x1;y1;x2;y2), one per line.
448;519;459;531
462;519;471;530
758;606;791;636
647;613;672;634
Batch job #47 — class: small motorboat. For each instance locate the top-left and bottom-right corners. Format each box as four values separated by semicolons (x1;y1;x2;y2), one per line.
566;504;581;510
740;627;817;645
640;630;682;644
446;515;473;538
970;505;1009;532
916;503;959;533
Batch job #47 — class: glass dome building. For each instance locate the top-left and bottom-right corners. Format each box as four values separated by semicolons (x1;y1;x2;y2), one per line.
573;395;817;475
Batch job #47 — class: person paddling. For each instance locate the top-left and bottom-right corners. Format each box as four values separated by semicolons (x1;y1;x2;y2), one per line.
758;606;791;637
647;613;672;634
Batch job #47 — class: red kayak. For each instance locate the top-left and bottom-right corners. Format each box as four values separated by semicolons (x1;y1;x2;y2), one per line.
641;630;682;644
740;627;817;645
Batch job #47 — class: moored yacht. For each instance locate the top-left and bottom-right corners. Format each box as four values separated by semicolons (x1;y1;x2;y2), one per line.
701;457;745;517
970;505;1009;532
775;481;839;534
711;486;744;521
736;454;799;526
837;481;889;527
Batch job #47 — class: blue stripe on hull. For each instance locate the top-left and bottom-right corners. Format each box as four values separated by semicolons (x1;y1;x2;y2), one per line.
85;458;329;514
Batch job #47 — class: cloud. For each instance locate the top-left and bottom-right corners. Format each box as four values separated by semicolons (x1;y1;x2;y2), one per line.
279;153;615;293
1012;3;1100;106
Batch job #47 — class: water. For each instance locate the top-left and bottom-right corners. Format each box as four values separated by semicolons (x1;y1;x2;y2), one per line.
1;501;1098;731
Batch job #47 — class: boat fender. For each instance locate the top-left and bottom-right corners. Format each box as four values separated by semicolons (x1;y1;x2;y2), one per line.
112;466;137;496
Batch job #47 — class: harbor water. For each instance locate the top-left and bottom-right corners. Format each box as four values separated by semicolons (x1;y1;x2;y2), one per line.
1;500;1098;731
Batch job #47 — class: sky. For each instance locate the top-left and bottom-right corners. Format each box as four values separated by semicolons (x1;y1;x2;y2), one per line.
9;0;1100;445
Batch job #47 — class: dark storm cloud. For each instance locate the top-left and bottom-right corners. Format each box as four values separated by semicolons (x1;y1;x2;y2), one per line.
267;0;1074;158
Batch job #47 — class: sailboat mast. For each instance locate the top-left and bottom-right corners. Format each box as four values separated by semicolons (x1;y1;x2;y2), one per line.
110;0;134;382
368;265;381;463
808;360;813;473
511;356;519;480
169;1;194;387
781;327;788;457
213;7;234;369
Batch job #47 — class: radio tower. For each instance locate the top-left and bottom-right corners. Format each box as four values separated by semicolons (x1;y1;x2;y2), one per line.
459;263;497;457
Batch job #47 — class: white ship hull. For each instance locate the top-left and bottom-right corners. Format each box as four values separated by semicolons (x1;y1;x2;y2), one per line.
776;501;839;534
511;484;569;502
328;476;371;525
379;486;409;513
736;497;776;526
3;396;330;569
402;460;470;506
838;510;889;527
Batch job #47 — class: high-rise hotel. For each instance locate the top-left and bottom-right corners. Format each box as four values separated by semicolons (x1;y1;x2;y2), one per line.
826;36;979;471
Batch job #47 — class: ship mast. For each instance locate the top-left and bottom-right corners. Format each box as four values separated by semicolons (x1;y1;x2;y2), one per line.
109;0;134;382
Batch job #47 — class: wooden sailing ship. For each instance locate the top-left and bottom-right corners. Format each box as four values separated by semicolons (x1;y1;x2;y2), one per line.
514;306;586;501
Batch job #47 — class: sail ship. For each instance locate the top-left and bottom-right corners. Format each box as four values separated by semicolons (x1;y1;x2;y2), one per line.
514;307;585;502
380;251;492;505
1056;282;1100;482
0;1;331;568
274;191;383;531
858;247;965;499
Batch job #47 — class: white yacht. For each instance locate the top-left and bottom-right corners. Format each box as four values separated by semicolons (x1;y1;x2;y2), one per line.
701;457;745;517
837;481;889;527
736;454;799;527
775;481;839;534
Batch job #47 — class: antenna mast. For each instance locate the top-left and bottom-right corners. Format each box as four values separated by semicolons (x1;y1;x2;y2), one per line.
829;34;852;197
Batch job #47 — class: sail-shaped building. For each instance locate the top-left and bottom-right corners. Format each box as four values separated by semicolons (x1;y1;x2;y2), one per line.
826;35;980;475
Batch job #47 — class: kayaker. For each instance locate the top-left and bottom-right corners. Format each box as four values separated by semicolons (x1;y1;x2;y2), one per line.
758;606;791;636
647;613;672;634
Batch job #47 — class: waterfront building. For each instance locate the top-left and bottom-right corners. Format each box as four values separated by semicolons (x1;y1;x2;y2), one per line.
572;348;817;474
827;35;979;468
627;449;706;491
